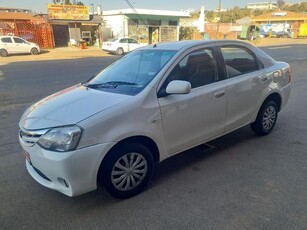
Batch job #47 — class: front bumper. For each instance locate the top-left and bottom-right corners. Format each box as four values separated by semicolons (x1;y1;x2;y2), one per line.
20;140;114;197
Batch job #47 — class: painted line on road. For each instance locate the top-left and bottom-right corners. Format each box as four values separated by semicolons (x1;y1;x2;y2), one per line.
267;46;292;50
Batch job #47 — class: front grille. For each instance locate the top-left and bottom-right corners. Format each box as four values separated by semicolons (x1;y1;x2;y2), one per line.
19;128;47;147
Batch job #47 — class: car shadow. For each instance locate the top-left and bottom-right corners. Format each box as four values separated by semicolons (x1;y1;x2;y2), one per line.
150;126;256;188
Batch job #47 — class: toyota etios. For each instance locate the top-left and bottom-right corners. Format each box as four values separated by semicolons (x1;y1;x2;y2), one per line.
19;40;291;198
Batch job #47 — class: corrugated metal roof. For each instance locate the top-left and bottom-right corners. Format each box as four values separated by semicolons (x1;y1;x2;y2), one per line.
251;10;307;22
103;8;190;17
0;12;38;21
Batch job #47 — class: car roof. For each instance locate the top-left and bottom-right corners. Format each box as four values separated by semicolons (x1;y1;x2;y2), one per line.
139;40;252;52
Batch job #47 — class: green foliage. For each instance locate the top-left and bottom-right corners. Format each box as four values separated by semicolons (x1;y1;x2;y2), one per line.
277;0;286;9
205;11;215;22
190;11;200;19
52;0;84;5
219;7;251;23
284;2;307;13
179;27;195;40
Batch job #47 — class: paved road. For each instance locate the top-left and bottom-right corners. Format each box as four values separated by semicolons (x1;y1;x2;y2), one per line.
0;44;306;230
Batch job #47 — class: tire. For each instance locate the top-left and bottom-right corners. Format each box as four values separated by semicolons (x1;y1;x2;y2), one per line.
251;100;278;136
0;49;8;57
30;48;39;55
115;48;124;55
99;143;154;199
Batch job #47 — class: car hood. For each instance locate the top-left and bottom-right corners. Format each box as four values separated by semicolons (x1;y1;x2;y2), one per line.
20;84;130;130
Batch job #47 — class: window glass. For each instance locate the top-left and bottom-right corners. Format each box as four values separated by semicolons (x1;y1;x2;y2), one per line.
13;37;26;44
119;39;128;43
128;39;138;44
1;37;12;43
221;46;259;78
163;49;218;89
86;50;176;96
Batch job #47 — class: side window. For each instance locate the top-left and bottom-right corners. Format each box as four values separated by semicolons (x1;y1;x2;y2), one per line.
1;37;12;43
221;46;260;78
119;39;128;43
13;38;25;44
163;49;218;89
128;39;138;44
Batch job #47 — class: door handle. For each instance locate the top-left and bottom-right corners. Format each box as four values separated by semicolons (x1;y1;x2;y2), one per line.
214;91;225;98
260;75;268;83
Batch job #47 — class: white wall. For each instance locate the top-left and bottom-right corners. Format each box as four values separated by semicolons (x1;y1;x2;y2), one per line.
103;15;126;38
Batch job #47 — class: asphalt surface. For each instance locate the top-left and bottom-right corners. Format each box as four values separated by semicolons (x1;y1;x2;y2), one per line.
0;41;307;229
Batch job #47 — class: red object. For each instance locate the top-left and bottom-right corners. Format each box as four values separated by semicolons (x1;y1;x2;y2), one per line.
81;42;86;49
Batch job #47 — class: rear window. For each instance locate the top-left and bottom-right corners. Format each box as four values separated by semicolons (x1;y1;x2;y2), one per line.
1;37;12;43
221;46;260;78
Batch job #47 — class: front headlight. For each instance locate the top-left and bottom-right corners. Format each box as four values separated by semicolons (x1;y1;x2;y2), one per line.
37;126;82;152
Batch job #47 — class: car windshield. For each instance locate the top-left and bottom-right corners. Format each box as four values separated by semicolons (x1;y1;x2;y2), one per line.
85;49;177;95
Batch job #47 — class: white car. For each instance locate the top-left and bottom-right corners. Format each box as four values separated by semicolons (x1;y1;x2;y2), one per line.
102;37;146;55
0;35;40;57
19;40;291;198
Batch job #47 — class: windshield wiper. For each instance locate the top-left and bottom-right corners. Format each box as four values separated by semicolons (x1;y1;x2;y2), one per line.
85;81;137;88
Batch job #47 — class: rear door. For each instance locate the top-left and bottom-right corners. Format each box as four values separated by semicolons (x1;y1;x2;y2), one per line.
219;45;268;132
118;38;129;52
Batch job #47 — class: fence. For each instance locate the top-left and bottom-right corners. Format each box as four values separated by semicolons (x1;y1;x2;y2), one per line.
0;19;54;49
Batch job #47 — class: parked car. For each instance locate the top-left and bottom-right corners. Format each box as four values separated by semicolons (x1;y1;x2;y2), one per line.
102;37;147;55
0;35;40;57
19;40;291;198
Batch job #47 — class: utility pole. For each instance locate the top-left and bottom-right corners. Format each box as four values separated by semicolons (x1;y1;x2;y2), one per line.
216;0;221;39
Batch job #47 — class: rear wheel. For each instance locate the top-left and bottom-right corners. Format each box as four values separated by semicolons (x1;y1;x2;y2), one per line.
99;143;154;199
30;48;39;55
251;100;278;136
0;49;8;57
115;48;124;55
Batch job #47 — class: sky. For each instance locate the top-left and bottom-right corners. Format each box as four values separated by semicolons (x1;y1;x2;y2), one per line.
0;0;304;13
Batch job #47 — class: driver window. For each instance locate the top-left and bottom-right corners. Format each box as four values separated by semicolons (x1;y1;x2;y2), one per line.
163;49;218;89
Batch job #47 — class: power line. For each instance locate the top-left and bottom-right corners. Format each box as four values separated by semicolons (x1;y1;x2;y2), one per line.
124;0;147;26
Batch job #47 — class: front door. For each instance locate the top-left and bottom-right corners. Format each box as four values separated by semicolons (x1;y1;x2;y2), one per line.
12;37;30;53
158;48;226;155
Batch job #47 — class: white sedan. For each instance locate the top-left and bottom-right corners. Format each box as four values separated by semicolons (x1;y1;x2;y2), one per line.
102;37;147;55
0;35;40;57
19;40;291;198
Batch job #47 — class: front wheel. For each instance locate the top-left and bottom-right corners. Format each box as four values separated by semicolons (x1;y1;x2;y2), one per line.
251;100;278;136
30;48;39;55
99;143;154;199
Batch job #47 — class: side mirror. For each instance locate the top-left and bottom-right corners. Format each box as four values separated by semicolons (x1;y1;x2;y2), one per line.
166;80;191;95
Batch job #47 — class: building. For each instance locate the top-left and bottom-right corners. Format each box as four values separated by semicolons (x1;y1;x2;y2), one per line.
250;10;307;37
0;7;31;14
251;10;307;24
247;2;277;10
47;4;104;47
102;8;190;43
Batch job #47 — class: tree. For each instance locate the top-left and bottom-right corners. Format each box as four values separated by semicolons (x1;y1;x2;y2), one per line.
179;27;195;40
277;0;285;9
205;11;215;22
52;0;84;5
